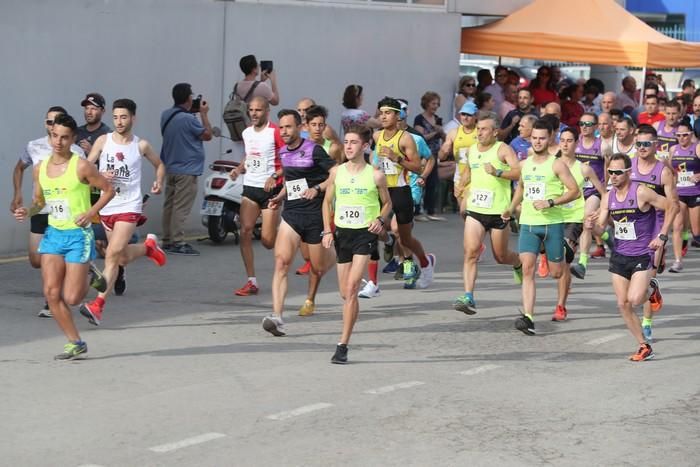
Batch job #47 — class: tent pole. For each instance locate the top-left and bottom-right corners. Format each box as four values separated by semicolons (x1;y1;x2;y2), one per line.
639;65;646;106
498;56;502;66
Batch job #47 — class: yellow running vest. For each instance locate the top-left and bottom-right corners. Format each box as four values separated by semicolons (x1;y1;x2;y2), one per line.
334;164;380;229
520;156;564;225
453;125;477;175
466;141;512;215
39;154;91;230
376;129;407;188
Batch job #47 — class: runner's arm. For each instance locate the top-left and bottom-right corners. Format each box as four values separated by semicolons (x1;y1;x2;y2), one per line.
660;165;680;226
140;139;165;194
11;159;28;212
86;134;107;164
26;165;46;218
551;159;581;206
638;184;673;249
588;192;609;235
76;158;114;226
438;129;456;161
369;169;392;235
497;144;522;181
503;173;523;220
321;167;337;234
397;132;421;174
581;163;606;196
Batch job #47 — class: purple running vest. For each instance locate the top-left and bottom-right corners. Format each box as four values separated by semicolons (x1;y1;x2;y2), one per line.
671;143;700;197
630;157;665;236
609;181;655;257
656;120;678;158
575;137;604;198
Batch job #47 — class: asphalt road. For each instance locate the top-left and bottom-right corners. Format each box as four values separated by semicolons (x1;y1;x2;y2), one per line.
1;215;699;467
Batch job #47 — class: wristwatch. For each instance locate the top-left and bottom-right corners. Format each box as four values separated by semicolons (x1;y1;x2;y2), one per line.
658;233;668;242
495;169;503;178
547;199;555;208
271;173;279;180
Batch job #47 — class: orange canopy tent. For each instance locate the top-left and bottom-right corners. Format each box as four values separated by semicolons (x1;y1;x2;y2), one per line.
461;0;700;68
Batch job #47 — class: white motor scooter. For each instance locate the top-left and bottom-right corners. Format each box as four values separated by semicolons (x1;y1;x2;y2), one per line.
200;129;261;244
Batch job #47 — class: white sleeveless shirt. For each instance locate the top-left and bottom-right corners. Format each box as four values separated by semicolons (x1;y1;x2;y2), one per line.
99;133;143;215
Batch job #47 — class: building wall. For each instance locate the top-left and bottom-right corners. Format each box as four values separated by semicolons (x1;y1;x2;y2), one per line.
627;0;700;41
0;0;461;256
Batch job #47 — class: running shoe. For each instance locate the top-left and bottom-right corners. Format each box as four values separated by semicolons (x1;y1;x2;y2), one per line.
383;233;395;263
642;324;653;343
144;233;167;266
358;280;380;298
551;305;567;322
454;294;477;315
426;215;447;221
591;245;606;258
331;344;348;364
169;243;200;256
537;254;549;278
262;315;286;336
570;263;586;279
603;229;615;253
629;343;654;361
298;299;315;316
403;259;419;280
295;261;311;275
513;264;523;285
668;260;683;273
692;239;700;248
79;300;103;326
394;265;404;281
89;263;107;293
416;254;436;289
54;341;87;360
162;243;174;252
414;213;430;222
649;278;663;313
38;302;52;318
515;314;536;335
114;266;126;296
235;280;259;296
383;258;398;274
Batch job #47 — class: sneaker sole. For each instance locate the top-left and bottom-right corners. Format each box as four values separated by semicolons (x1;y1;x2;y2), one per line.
37;312;53;318
262;318;285;336
235;290;259;296
454;304;477;315
331;359;348;364
515;320;536;335
570;268;585;280
79;304;101;326
551;316;567;322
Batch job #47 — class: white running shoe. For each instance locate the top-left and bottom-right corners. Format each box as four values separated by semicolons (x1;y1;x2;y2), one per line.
417;254;436;289
358;280;381;298
262;315;286;336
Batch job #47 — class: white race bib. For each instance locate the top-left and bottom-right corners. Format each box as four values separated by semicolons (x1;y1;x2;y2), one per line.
381;157;398;175
469;189;494;209
113;180;130;199
458;147;468;164
583;178;593;189
338;205;365;225
614;220;637;240
524;182;546;201
246;155;266;174
47;199;71;221
678;171;694;187
286;178;308;201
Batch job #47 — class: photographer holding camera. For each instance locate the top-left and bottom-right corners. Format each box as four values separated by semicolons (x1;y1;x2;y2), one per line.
159;82;212;256
235;54;279;106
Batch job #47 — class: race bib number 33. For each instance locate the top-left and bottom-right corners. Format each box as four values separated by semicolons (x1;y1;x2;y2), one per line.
286;178;309;201
246;156;266;174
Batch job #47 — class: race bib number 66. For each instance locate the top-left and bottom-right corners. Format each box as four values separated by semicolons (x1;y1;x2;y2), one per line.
286;178;309;201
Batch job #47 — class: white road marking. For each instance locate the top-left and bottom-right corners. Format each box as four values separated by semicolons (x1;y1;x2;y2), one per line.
266;402;334;421
585;333;626;346
149;432;226;453
459;364;501;375
363;381;426;395
77;465;107;467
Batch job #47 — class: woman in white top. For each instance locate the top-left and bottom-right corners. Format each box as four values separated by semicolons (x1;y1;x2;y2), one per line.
340;84;381;135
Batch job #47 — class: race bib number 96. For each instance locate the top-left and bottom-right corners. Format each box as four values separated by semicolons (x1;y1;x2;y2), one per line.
614;220;637;241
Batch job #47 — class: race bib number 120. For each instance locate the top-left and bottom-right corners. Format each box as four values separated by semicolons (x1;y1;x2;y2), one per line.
338;205;365;225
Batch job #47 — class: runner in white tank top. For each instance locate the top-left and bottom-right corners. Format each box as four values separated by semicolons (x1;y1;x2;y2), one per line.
80;99;167;326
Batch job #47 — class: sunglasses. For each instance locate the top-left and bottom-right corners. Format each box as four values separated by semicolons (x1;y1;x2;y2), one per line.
578;121;596;127
676;132;693;137
460;112;475;117
45;119;54;125
607;168;631;176
464;83;476;87
635;141;655;148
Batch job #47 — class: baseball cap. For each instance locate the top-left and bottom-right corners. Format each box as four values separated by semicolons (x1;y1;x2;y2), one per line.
81;93;106;109
459;102;477;116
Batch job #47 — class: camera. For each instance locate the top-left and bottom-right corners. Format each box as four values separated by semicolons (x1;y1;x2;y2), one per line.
436;117;443;126
260;60;273;74
190;94;203;113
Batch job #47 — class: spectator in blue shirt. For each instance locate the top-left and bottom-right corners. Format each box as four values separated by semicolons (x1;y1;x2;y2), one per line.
160;82;212;255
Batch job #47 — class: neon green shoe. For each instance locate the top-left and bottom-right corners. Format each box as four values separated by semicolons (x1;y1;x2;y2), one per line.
54;341;87;360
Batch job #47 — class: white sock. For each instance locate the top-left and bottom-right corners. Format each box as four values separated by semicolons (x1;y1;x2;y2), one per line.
249;277;257;286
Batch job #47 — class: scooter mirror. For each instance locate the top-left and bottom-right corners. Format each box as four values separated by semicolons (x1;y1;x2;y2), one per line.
212;126;222;137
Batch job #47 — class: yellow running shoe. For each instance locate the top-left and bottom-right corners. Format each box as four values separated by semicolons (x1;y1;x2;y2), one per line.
298;299;315;316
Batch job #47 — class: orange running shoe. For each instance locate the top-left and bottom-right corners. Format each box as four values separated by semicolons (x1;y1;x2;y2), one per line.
590;245;606;258
538;254;549;278
551;305;567;321
144;234;167;266
649;278;663;313
235;280;259;296
629;343;654;361
296;261;311;275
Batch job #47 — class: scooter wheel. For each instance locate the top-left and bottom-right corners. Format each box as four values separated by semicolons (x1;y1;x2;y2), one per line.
207;216;228;243
233;231;240;245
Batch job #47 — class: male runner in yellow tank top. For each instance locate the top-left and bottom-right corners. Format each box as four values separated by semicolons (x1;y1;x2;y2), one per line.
13;114;114;360
322;124;392;364
439;101;477;208
373;97;436;289
453;112;522;315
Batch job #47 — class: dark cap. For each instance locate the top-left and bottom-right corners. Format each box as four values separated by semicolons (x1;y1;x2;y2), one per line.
81;93;106;109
